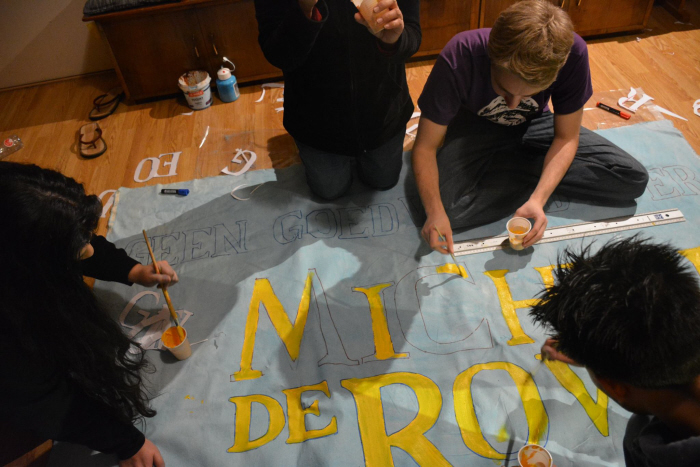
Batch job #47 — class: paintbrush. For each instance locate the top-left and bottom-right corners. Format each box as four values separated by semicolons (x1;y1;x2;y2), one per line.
434;225;466;277
142;229;185;340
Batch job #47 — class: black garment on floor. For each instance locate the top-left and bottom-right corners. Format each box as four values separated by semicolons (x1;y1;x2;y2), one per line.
0;236;144;460
254;0;421;156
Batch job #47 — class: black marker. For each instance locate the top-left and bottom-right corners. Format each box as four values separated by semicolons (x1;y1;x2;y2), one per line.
161;188;189;196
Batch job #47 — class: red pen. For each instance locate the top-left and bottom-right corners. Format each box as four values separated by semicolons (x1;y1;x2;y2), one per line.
597;102;631;120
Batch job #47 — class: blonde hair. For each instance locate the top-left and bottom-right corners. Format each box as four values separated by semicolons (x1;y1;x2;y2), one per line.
488;0;574;89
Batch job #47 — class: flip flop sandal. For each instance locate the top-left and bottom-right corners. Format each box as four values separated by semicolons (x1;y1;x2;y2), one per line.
89;87;123;121
79;123;107;158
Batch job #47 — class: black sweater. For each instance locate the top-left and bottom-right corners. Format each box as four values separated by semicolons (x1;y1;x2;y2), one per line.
0;236;144;460
254;0;421;155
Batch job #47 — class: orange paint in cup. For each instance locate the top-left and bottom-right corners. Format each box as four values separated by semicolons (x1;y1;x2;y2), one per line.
161;326;192;360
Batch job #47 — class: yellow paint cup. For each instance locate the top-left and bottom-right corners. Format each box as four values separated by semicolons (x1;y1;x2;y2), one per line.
518;444;553;467
507;217;532;251
161;326;192;360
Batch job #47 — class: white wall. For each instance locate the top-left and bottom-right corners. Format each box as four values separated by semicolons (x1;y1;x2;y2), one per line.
0;0;113;89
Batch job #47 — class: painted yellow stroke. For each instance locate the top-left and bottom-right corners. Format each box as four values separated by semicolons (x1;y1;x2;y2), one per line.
227;394;285;452
341;372;450;466
283;381;338;444
454;362;548;459
436;263;468;278
536;354;609;436
353;284;408;361
234;272;314;381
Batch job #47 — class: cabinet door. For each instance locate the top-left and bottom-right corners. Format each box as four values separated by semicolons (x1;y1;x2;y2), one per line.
566;0;653;36
480;0;563;28
195;1;281;85
417;0;479;57
100;11;207;100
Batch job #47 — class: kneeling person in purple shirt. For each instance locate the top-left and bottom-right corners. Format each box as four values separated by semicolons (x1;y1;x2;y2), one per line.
408;0;648;254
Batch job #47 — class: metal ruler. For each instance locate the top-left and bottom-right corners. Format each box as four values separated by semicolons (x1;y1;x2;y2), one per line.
453;208;685;256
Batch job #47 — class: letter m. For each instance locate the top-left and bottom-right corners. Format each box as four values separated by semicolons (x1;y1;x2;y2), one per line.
232;273;313;381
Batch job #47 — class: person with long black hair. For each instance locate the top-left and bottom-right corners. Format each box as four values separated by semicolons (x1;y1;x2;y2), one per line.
0;162;176;467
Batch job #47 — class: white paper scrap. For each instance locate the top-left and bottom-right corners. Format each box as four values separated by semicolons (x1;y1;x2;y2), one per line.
255;83;285;103
230;183;266;201
693;99;700;117
654;105;688;121
199;125;210;149
221;149;257;176
618;87;654;113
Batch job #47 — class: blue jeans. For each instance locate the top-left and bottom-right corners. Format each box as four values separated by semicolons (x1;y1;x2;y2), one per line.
406;111;649;228
295;131;405;200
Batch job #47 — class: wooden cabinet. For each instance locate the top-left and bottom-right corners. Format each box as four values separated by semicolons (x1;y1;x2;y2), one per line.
87;0;656;101
415;0;480;57
86;0;279;101
479;0;654;36
565;0;654;36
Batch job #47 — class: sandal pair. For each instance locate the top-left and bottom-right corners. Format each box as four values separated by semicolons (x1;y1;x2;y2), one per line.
78;86;122;158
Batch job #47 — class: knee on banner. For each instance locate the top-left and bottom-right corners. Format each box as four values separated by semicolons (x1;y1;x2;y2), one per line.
305;169;354;200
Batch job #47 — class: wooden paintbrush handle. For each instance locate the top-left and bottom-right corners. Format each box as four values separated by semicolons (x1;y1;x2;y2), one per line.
142;230;183;335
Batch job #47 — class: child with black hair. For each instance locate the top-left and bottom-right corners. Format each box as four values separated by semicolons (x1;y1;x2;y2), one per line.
530;237;700;466
0;162;177;467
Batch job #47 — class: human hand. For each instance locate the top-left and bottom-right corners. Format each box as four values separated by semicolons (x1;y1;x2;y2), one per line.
119;439;164;467
421;212;453;255
514;199;547;248
298;0;318;19
354;0;404;45
541;338;581;366
128;261;179;288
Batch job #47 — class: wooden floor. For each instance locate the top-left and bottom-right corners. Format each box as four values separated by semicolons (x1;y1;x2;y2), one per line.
1;3;699;237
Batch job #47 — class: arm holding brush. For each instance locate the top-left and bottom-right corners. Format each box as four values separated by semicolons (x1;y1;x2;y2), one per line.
81;235;178;288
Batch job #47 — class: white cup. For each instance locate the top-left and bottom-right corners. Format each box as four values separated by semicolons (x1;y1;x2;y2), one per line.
507;217;532;251
162;326;192;360
518;444;553;467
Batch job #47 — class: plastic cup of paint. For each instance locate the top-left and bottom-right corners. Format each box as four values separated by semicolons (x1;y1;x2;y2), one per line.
507;217;532;251
518;444;553;467
356;0;384;34
161;326;192;360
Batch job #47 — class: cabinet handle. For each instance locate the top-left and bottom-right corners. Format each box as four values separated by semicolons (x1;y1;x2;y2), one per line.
560;0;564;7
577;0;582;5
210;34;219;55
192;36;200;58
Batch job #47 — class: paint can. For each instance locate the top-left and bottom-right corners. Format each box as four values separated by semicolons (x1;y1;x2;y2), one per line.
162;326;192;360
178;71;212;110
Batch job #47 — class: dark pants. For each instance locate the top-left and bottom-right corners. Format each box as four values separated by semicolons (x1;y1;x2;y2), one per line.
296;131;405;200
407;111;649;228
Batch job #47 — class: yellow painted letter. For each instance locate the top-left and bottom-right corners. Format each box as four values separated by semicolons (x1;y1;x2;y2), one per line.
453;362;548;459
228;395;285;453
483;270;536;345
341;372;450;466
353;283;408;361
680;246;700;275
233;272;313;381
536;354;609;436
283;381;338;444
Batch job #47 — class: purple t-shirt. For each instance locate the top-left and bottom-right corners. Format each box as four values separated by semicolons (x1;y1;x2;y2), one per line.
418;29;593;127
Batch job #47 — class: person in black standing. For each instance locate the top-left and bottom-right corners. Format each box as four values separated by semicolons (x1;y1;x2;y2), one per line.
254;0;421;200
